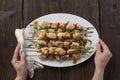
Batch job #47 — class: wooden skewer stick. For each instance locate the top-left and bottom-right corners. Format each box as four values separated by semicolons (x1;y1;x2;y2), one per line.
24;36;39;40
87;31;94;33
87;35;92;37
25;50;39;52
85;27;94;29
26;52;41;56
22;48;40;52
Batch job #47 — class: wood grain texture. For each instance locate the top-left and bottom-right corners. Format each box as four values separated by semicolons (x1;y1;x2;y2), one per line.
23;0;99;80
1;0;120;80
99;0;120;80
23;0;61;27
60;0;100;32
0;0;22;80
58;0;99;80
23;0;61;80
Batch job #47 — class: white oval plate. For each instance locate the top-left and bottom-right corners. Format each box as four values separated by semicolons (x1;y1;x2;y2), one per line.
24;13;99;67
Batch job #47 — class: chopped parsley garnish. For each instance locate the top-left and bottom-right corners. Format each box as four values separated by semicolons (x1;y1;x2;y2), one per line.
44;26;50;33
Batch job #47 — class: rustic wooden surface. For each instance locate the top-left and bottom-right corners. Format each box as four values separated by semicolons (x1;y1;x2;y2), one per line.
0;0;120;80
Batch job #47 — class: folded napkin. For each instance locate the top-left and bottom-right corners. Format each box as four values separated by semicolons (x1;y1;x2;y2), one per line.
15;29;44;78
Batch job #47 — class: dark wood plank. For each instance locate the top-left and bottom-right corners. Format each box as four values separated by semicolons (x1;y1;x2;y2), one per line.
23;0;61;27
23;0;100;80
0;0;22;80
59;0;100;32
59;0;99;80
23;0;62;80
99;0;120;80
1;0;120;80
60;56;95;80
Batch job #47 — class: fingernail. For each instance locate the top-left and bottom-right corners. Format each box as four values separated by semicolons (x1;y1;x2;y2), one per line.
22;51;24;54
20;49;24;53
21;51;26;56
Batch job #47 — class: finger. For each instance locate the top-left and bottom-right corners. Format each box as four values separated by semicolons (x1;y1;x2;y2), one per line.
20;51;26;62
99;39;110;51
96;42;101;54
12;43;21;61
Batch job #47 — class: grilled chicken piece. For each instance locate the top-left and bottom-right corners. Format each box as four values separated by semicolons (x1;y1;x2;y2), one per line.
40;47;49;55
56;41;63;47
64;41;70;49
48;40;56;47
39;21;50;29
70;42;80;50
67;49;77;54
63;55;70;59
37;40;47;46
54;55;61;60
73;33;81;39
57;33;65;39
39;29;46;33
49;47;55;54
51;23;58;29
59;23;65;28
47;33;56;39
48;29;55;32
39;55;47;59
66;22;74;30
57;29;63;32
65;32;70;38
55;48;66;55
72;53;80;59
38;31;46;39
77;24;83;30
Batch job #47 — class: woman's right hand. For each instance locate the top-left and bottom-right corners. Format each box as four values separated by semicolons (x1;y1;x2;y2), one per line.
94;39;112;70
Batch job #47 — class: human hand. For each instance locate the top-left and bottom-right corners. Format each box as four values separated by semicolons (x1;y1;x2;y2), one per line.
94;39;112;70
11;43;28;80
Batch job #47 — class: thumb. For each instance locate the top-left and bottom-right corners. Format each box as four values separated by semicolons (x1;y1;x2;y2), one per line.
96;42;101;54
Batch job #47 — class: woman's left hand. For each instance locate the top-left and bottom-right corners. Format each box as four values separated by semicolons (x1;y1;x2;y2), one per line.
11;43;28;80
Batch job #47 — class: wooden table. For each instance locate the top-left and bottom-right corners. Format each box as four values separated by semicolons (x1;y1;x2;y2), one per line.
0;0;120;80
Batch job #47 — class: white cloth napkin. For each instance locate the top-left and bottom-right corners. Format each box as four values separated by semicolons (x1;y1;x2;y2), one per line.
15;29;44;78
